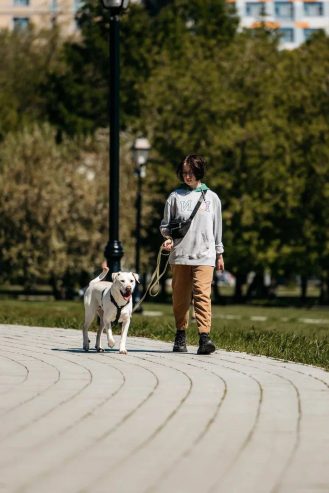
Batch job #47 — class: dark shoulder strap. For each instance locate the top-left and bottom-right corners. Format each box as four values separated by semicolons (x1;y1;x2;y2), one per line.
189;190;207;221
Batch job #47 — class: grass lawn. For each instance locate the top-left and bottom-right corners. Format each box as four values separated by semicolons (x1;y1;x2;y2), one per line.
0;299;328;370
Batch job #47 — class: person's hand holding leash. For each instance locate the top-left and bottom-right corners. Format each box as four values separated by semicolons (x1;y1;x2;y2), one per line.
162;238;173;252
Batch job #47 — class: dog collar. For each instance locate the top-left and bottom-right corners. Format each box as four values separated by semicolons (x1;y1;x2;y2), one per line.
110;293;130;327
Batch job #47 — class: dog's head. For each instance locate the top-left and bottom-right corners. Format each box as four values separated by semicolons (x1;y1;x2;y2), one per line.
111;272;139;301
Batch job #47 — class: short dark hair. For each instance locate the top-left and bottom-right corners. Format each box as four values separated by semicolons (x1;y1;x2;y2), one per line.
176;154;206;181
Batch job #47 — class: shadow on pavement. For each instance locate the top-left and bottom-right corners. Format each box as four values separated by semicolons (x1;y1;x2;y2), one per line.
52;348;175;354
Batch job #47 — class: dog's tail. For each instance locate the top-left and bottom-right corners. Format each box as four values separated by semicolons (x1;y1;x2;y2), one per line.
89;267;109;285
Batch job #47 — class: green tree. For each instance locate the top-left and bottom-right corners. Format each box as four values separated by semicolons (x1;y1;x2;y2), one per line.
141;31;278;276
144;0;171;15
44;1;109;136
140;29;329;300
0;27;61;139
0;124;139;297
274;33;329;299
42;0;238;136
41;1;155;135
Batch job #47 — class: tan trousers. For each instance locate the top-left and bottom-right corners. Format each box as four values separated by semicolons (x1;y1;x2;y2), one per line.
171;265;213;334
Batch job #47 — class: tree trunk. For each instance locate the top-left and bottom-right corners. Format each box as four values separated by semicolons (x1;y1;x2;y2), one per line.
234;272;244;302
319;275;326;303
50;275;64;300
301;275;308;301
321;271;329;304
246;271;267;299
211;270;220;303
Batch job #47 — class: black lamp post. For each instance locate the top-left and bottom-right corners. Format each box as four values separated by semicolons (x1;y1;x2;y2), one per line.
132;137;151;308
101;0;129;275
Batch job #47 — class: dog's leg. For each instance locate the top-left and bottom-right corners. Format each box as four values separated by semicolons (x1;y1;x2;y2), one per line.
95;323;105;352
82;323;91;352
105;324;115;348
119;317;130;355
96;306;106;350
95;309;106;352
83;289;96;351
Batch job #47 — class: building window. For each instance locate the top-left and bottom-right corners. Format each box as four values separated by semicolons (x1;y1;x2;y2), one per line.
304;28;322;39
245;2;265;17
278;27;294;42
13;0;30;5
50;0;58;12
303;2;323;16
13;17;30;29
275;2;294;19
74;0;84;12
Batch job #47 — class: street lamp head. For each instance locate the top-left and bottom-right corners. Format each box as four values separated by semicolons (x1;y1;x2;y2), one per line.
132;137;151;167
101;0;129;11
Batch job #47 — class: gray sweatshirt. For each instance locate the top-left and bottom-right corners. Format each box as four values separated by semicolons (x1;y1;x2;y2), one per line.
160;184;224;266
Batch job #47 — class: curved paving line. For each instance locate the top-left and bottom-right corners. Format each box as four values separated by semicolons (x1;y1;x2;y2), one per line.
208;354;302;493
137;352;228;493
166;354;263;493
107;340;263;493
152;351;264;493
214;353;326;489
22;332;162;449
221;353;329;390
1;329;127;440
0;355;126;470
18;355;160;492
0;329;308;492
0;344;61;419
267;378;301;493
0;339;93;443
2;331;160;447
133;349;229;451
78;353;194;492
129;340;308;492
54;356;126;436
215;354;308;493
0;353;30;392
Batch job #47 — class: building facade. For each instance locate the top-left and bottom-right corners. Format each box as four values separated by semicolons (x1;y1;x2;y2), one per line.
0;0;82;35
0;0;328;47
232;0;329;48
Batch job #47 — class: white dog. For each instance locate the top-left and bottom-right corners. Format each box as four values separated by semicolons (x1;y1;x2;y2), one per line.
82;268;139;354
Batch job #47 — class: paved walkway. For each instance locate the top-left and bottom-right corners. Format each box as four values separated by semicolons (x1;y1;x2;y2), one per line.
0;324;328;493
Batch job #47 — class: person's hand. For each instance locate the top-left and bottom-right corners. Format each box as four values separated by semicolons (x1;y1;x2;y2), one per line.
216;255;224;272
162;238;173;252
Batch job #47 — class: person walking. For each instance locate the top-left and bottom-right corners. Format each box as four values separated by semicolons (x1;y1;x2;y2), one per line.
160;154;224;354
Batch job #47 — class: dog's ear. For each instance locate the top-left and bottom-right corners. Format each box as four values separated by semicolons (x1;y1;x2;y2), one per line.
112;272;120;281
132;273;140;284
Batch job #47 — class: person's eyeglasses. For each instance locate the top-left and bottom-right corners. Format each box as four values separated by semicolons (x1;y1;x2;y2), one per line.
182;172;194;177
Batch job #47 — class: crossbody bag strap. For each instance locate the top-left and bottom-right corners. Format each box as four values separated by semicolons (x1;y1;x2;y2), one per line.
189;189;207;221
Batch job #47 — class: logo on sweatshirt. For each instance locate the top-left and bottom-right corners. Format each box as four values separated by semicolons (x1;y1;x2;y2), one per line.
179;200;210;213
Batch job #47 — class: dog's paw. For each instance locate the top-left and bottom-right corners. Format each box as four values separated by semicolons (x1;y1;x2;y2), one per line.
83;346;89;352
119;348;128;355
96;347;105;353
108;339;115;348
